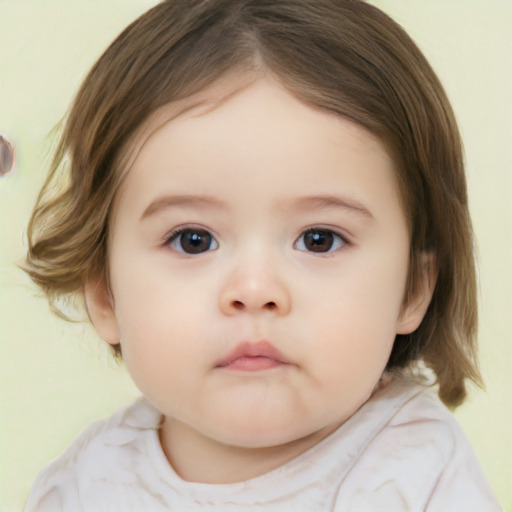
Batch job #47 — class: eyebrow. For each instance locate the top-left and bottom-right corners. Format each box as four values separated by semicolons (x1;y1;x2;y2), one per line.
141;193;373;221
140;194;227;221
284;195;374;219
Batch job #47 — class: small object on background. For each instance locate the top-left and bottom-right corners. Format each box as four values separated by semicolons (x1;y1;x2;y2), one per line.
0;135;16;177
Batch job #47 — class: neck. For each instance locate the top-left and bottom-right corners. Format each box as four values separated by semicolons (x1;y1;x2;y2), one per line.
159;417;339;484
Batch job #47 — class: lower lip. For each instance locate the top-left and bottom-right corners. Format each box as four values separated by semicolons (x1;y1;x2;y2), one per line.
220;356;285;371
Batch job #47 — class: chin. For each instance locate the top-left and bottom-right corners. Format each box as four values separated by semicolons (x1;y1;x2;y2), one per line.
211;419;328;450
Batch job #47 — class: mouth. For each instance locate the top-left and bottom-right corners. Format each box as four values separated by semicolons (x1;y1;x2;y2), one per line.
215;340;291;372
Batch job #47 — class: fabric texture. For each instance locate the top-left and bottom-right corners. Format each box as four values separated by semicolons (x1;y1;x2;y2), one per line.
24;378;502;511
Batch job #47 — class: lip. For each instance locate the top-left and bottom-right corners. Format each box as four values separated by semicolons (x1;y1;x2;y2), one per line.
215;340;291;371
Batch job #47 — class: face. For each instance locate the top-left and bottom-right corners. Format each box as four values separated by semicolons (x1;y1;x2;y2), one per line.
87;77;429;472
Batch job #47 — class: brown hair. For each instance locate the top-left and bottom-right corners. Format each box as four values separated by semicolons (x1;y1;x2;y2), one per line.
25;0;481;407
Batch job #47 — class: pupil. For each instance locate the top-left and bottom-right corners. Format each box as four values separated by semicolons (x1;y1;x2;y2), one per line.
181;229;211;254
304;229;333;252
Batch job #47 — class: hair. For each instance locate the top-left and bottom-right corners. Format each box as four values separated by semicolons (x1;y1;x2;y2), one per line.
24;0;481;407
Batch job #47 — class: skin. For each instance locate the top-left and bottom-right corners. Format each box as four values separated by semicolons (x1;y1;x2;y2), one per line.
86;77;434;484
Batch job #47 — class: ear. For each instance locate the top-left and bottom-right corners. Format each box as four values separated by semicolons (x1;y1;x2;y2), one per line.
396;252;437;335
84;277;120;345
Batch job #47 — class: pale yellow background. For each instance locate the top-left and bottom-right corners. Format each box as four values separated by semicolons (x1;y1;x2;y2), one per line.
1;1;511;510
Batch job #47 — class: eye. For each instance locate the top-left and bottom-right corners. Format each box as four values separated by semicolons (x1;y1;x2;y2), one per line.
294;228;346;253
166;228;219;254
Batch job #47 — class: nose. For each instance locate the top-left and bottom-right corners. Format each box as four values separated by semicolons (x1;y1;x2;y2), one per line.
219;259;291;317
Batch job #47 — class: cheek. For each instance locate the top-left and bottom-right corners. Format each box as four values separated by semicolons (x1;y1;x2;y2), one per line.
115;296;207;409
303;249;408;366
108;265;187;374
323;250;407;325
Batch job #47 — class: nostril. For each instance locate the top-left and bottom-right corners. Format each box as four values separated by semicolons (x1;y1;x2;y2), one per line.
229;300;277;311
232;300;245;310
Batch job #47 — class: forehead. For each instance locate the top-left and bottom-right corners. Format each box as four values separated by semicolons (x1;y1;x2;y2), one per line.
139;80;388;176
116;73;395;185
113;72;261;181
110;77;405;233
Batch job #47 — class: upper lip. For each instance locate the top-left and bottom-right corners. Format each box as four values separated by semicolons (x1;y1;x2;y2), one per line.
215;340;290;367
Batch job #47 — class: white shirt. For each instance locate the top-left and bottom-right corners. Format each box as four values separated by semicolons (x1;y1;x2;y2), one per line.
24;378;502;511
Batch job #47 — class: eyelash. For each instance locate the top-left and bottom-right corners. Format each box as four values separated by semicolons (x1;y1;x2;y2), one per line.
163;226;219;254
294;227;348;254
162;226;349;255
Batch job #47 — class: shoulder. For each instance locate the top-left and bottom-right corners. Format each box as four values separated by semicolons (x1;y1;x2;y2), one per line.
395;387;502;511
336;379;502;511
24;397;161;512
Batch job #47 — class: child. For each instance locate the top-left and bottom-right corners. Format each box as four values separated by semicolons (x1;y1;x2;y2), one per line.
23;0;502;510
